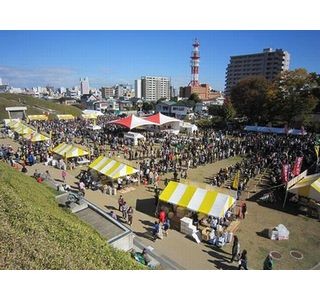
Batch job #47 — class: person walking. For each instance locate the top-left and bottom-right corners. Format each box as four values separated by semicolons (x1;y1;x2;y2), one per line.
163;218;170;236
238;249;248;270
61;169;67;182
122;201;128;220
242;202;247;219
118;194;124;212
263;253;273;270
127;206;134;225
230;235;240;263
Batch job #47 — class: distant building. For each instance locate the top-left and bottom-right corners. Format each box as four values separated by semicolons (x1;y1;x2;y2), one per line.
155;100;193;119
135;79;142;98
80;77;90;95
225;48;290;95
101;87;114;99
141;76;170;102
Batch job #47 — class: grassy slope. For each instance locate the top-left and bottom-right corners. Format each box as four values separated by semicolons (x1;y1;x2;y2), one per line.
0;94;82;120
0;162;143;270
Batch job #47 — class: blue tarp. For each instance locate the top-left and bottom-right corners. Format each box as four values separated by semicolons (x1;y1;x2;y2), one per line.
244;126;307;135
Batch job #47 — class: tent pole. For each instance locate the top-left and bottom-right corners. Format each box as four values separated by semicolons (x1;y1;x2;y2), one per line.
283;183;288;208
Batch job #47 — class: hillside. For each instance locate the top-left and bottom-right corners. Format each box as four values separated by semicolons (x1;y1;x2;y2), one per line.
0;162;143;270
0;93;82;120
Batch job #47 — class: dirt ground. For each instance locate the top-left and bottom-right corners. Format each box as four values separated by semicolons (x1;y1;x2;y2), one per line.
2;137;320;270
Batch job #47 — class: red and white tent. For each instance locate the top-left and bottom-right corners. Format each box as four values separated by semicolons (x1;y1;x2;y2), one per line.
108;115;157;130
143;112;180;126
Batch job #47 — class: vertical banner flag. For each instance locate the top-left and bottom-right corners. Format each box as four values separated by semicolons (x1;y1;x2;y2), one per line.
315;146;320;159
293;157;303;176
232;170;240;190
281;164;289;183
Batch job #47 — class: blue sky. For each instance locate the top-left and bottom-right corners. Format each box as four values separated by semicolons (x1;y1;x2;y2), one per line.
0;30;319;91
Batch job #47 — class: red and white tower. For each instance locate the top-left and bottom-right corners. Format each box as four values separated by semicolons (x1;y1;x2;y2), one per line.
189;38;200;87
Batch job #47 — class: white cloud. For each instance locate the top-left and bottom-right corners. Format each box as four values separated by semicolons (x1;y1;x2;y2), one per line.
0;65;79;88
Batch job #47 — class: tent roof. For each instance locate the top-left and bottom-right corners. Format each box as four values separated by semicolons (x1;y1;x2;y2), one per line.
159;181;235;218
52;143;89;158
244;125;307;135
14;124;35;135
56;114;75;120
288;174;320;201
108;115;156;130
82;109;104;116
144;112;180;125
27;115;48;121
23;132;50;142
81;114;98;119
89;156;138;179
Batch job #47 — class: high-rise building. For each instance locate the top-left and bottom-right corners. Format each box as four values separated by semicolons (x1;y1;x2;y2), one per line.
80;77;90;95
135;79;142;98
225;48;290;95
141;76;170;102
101;87;114;99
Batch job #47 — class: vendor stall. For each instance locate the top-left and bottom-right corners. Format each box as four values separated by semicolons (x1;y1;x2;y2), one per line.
14;124;35;135
89;156;139;179
56;114;75;120
51;142;89;158
27;114;49;121
159;181;235;218
288;173;320;201
23;132;50;142
123;131;146;146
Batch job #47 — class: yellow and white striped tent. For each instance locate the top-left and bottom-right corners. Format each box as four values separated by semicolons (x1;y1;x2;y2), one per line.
81;113;98;119
23;132;50;142
7;119;21;128
27;114;49;121
288;174;320;201
14;124;35;135
56;114;75;120
52;142;89;158
89;156;139;179
160;181;236;218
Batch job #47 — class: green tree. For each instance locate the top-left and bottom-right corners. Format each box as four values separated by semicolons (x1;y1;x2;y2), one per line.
221;99;236;120
189;93;201;103
208;105;223;116
142;101;155;111
230;76;272;123
274;69;319;125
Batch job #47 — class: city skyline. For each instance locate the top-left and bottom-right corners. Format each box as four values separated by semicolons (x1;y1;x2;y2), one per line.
0;30;320;91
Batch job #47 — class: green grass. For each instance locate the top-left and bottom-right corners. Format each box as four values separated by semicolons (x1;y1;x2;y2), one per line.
0;162;144;270
0;94;82;120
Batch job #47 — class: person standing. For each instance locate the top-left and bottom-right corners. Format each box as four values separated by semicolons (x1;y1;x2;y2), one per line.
118;194;124;211
263;254;273;270
242;202;247;219
61;169;67;183
238;249;248;270
122;201;128;220
127;206;134;225
230;235;240;263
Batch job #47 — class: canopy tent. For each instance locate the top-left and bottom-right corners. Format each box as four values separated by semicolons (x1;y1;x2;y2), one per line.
52;142;89;158
23;132;50;142
143;112;180;126
244;125;307;135
159;181;236;218
288;174;320;201
56;114;75;120
6;119;21;128
180;122;198;133
14;124;35;135
82;109;104;116
89;156;139;179
108;115;157;130
27;114;48;121
81;113;98;120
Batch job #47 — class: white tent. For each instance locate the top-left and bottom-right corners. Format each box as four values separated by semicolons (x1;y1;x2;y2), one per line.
82;109;104;116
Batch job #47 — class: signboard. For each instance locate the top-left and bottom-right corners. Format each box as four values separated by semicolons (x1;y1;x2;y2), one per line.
286;169;308;190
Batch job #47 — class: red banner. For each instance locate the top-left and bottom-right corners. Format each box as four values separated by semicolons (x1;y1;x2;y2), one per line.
281;164;289;183
293;157;303;176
